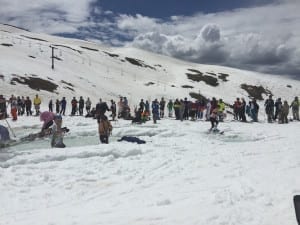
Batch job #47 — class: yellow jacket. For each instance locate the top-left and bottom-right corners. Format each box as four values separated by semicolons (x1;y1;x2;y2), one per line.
34;97;41;105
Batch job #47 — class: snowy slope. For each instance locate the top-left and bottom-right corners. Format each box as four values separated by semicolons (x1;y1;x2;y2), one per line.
1;23;299;109
0;24;300;225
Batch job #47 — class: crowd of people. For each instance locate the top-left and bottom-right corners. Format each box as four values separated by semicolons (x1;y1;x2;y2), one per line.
0;93;299;147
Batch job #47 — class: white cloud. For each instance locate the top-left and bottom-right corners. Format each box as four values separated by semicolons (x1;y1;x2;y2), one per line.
0;0;299;77
0;0;96;33
120;1;300;77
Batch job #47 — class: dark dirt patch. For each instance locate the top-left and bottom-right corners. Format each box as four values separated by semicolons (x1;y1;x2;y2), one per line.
81;46;99;51
28;55;36;59
187;69;203;74
182;85;194;89
52;45;82;54
218;73;229;82
154;64;162;67
63;86;75;92
240;84;272;100
10;74;58;93
287;84;292;88
186;73;219;87
1;43;13;47
103;51;119;58
20;35;48;42
189;92;208;102
171;85;176;87
47;77;53;81
61;80;74;87
206;72;217;76
125;57;156;70
145;82;155;86
0;74;4;81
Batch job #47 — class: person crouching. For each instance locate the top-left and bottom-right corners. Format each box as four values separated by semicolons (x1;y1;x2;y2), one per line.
98;115;112;144
51;114;66;148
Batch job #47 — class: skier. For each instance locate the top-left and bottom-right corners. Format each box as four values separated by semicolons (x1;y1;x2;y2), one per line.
51;114;66;148
98;115;112;144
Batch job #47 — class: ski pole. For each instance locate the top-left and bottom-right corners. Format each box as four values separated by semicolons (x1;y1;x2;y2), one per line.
5;118;16;138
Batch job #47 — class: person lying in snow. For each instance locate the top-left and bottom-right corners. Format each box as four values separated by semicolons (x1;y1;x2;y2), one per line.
117;136;146;144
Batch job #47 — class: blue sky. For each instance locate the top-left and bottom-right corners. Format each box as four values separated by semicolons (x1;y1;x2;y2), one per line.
0;0;299;78
96;0;269;17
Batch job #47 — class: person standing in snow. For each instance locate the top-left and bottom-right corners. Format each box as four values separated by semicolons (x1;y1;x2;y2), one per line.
167;99;173;118
48;99;53;112
98;115;112;144
210;108;219;131
55;99;60;114
290;96;299;121
51;114;66;148
265;95;275;123
280;100;289;124
71;97;78;116
205;99;211;121
10;96;18;121
33;94;41;116
60;97;67;116
25;96;32;116
110;100;117;121
159;97;166;118
78;96;84;116
151;99;160;124
85;97;92;115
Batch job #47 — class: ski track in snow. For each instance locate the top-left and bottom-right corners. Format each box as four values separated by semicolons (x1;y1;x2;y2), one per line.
0;115;299;225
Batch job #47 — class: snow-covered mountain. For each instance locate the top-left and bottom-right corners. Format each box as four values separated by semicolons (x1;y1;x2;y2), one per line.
1;23;299;109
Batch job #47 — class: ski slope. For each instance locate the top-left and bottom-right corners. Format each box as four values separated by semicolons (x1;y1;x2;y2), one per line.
0;23;300;225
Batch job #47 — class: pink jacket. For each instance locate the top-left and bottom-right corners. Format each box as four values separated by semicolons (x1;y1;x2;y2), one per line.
40;111;55;127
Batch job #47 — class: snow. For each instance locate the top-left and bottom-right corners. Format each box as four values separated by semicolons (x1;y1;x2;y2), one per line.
0;23;300;225
1;116;300;225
